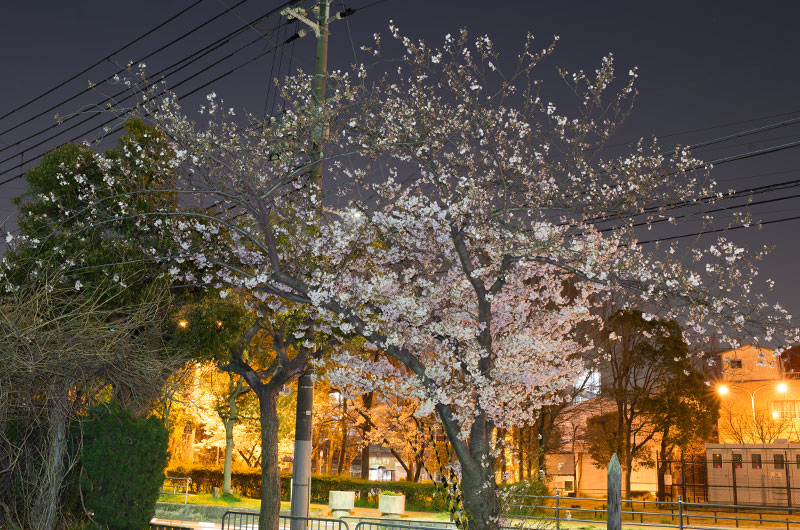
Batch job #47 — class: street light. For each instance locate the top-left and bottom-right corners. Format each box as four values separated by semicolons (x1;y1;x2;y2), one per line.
717;382;788;421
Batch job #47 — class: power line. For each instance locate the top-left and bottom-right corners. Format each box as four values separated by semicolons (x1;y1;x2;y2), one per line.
638;214;800;245
0;22;301;186
0;22;293;173
0;0;207;125
0;0;304;145
602;108;800;151
0;0;309;157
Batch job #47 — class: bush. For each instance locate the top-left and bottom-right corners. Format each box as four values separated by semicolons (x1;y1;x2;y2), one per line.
166;465;449;511
499;478;551;516
81;404;169;529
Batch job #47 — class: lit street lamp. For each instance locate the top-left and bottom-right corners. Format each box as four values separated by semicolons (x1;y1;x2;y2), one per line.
717;382;788;422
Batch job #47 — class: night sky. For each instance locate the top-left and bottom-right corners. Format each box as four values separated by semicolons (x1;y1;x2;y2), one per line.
1;1;799;322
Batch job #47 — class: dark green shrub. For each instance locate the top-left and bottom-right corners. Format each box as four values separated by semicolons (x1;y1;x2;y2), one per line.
81;404;169;529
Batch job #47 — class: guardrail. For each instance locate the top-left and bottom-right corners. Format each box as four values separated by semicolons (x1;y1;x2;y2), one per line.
160;476;192;504
507;493;800;530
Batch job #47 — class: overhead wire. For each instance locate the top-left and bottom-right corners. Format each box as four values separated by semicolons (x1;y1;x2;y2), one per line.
0;20;301;186
0;0;207;125
0;0;274;141
0;2;306;158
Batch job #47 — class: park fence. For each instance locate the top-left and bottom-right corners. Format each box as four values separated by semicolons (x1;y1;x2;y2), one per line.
513;493;800;530
657;454;800;507
221;513;455;530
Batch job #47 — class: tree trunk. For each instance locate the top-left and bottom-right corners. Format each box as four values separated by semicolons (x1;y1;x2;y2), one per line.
525;425;533;480
258;387;282;530
515;426;523;481
413;447;424;482
223;417;235;494
622;418;632;499
360;391;373;479
451;414;499;530
624;451;633;500
32;405;68;530
337;400;348;475
657;435;671;502
497;428;507;484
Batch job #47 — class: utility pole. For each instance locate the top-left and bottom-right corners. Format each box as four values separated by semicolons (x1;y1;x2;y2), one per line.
280;1;345;527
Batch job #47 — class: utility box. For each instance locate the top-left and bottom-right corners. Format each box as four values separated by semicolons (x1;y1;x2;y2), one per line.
706;442;800;506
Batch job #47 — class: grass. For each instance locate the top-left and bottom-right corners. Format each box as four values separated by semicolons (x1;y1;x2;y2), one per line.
157;492;288;510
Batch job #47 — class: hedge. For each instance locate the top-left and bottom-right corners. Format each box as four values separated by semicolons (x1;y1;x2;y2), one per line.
165;465;447;510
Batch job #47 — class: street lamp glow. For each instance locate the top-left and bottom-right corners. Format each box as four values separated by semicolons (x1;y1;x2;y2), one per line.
178;319;188;328
718;385;730;396
777;382;788;393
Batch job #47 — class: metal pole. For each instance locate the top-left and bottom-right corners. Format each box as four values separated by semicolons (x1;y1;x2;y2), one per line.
555;487;560;530
785;449;793;509
291;372;315;530
681;450;687;501
678;495;684;530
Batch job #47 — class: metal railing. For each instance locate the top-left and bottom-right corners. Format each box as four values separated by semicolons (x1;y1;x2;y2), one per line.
352;519;456;530
507;493;800;530
221;512;352;530
160;476;192;504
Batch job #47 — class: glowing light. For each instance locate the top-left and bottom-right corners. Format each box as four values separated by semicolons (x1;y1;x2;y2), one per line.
778;383;788;393
717;385;730;396
178;320;188;328
217;321;223;327
773;411;780;419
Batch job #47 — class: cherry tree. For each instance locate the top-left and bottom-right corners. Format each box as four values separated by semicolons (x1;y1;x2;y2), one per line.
18;28;798;530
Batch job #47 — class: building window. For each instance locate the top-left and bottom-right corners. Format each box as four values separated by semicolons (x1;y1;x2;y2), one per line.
732;454;743;469
752;454;762;469
774;454;785;469
772;400;799;419
729;359;743;369
713;454;723;469
796;454;800;470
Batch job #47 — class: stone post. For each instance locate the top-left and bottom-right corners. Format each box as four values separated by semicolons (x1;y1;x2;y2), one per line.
607;454;621;530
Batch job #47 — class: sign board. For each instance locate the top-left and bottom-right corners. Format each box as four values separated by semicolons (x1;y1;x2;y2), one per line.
770;471;783;479
664;474;672;486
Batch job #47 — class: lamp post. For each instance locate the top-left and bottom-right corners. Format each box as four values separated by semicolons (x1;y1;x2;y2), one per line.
717;382;788;422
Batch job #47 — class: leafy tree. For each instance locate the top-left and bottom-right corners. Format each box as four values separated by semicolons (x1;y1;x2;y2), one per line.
592;309;715;497
644;367;718;501
80;403;169;530
2;119;175;304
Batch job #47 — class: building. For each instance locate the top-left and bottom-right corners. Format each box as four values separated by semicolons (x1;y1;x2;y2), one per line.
349;444;408;481
716;345;800;443
703;345;800;506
